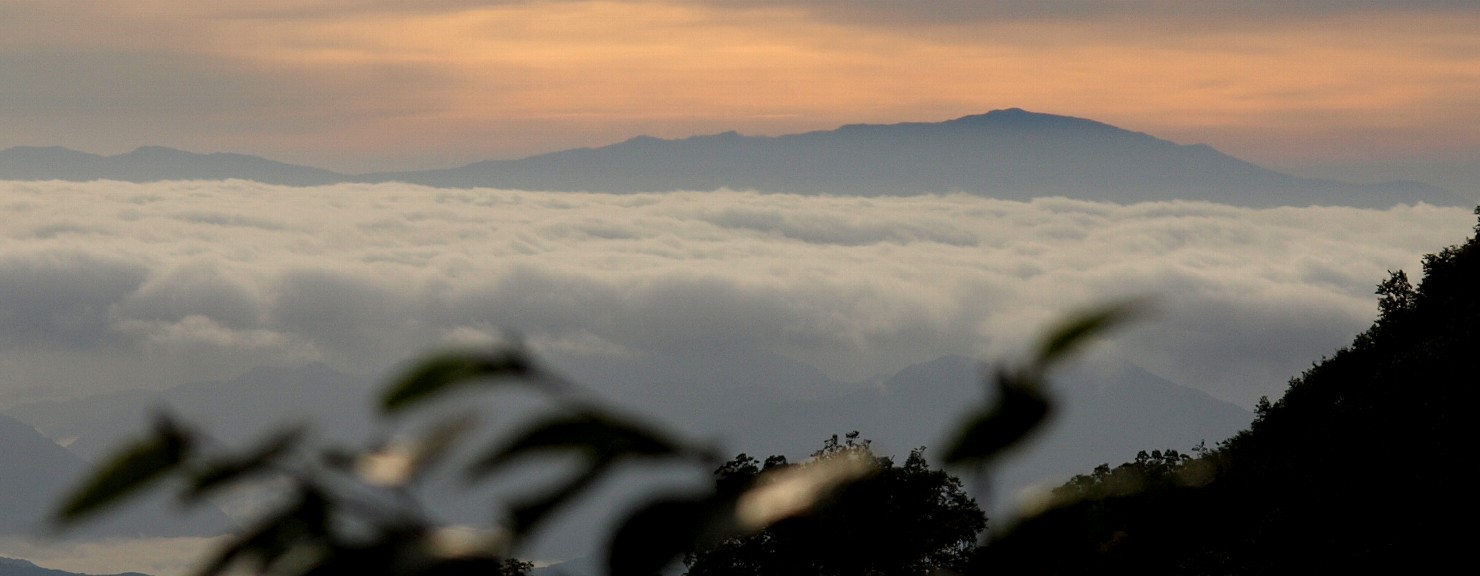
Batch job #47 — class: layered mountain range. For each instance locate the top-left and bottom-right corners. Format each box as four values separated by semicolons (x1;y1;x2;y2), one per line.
1;109;1459;208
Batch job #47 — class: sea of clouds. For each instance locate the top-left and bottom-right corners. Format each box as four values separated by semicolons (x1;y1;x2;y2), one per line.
1;180;1473;409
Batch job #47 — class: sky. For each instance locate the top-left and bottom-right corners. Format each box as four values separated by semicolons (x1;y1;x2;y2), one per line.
2;1;1479;194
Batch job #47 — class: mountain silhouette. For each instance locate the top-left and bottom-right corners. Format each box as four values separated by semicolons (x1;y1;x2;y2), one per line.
0;413;233;538
0;109;1460;207
0;557;147;576
9;363;376;464
0;146;342;186
871;354;1250;506
360;108;1458;206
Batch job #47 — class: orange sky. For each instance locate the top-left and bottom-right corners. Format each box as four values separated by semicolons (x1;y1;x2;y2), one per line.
2;1;1477;192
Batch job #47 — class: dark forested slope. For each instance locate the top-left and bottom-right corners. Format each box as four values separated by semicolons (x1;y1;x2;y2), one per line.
980;208;1479;574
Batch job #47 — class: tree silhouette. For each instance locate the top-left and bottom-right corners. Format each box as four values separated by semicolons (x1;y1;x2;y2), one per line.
686;435;985;576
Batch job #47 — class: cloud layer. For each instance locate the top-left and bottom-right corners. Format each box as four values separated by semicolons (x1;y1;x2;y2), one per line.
1;180;1472;407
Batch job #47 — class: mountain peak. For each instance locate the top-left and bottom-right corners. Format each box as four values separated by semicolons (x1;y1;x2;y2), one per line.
125;145;187;155
986;106;1031;116
948;108;1127;133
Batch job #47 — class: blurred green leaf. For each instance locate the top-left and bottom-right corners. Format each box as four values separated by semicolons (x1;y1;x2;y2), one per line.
470;410;693;538
733;450;878;531
192;487;331;576
608;495;719;576
506;465;609;536
186;425;306;501
55;415;193;525
943;303;1140;468
1033;300;1143;371
468;411;683;476
941;374;1051;466
381;349;533;413
418;525;512;562
356;415;476;488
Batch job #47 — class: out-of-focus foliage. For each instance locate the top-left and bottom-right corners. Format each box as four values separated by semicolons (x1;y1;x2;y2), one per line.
56;416;193;522
942;300;1142;469
54;296;1134;575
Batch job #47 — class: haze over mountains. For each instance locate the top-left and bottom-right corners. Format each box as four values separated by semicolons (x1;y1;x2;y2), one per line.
0;146;342;187
0;109;1460;208
0;412;233;539
2;353;1247;559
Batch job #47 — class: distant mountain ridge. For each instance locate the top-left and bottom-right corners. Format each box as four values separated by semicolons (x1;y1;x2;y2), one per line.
10;363;376;464
0;412;233;538
0;109;1460;207
0;146;342;186
0;364;366;539
0;557;147;576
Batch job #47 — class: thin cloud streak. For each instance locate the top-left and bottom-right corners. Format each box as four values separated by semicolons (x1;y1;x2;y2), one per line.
0;181;1471;408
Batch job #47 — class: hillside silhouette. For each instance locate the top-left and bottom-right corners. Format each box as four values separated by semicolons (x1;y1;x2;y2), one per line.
0;412;233;538
363;109;1455;207
978;208;1480;573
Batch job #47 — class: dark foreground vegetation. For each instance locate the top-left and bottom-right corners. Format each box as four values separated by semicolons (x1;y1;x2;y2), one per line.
55;209;1480;575
686;434;986;576
981;209;1479;574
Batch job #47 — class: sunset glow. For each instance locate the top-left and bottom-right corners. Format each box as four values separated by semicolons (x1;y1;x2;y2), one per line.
2;1;1475;191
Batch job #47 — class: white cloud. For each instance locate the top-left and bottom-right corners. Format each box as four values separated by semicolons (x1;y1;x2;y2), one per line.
0;180;1472;406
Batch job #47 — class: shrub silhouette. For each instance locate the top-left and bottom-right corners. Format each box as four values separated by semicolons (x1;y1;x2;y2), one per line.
686;434;986;576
